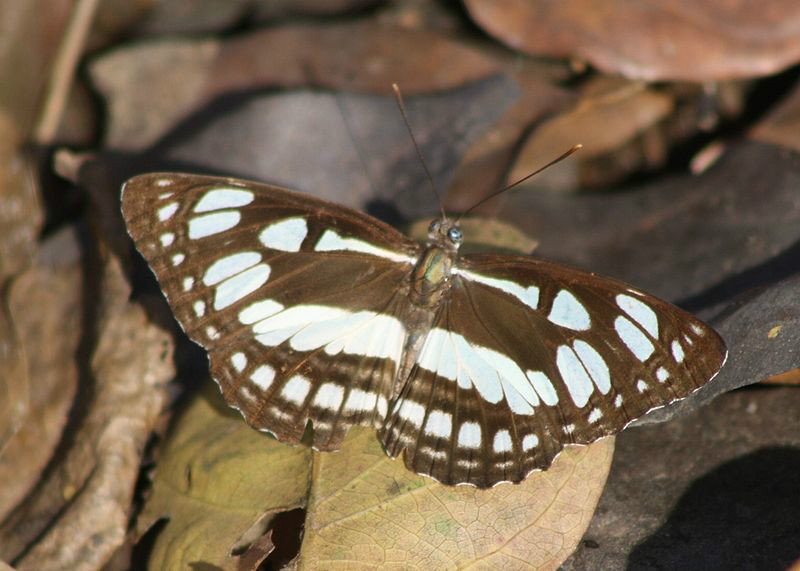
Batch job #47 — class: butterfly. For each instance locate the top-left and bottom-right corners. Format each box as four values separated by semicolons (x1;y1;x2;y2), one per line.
121;172;726;488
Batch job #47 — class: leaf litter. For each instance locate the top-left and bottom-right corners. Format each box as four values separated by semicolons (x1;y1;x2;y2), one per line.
4;1;800;569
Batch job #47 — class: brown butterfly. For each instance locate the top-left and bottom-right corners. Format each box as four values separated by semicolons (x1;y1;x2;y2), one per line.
121;169;726;488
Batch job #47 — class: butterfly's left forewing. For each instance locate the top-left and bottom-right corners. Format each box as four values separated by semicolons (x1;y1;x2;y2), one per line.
382;252;726;487
122;173;422;450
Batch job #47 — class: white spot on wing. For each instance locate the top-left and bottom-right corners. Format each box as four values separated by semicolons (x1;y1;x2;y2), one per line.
204;252;262;285
251;304;405;363
343;388;378;412
397;400;425;427
573;340;611;394
416;328;539;409
614;315;655;361
454;268;539;310
194;188;254;212
522;434;539;451
548;290;591;330
213;264;270;309
588;408;603;423
315;229;415;264
424;410;452;438
656;367;669;382
671;340;685;363
526;370;558;405
188;211;241;239
259;217;308;252
182;277;194;291
171;253;185;266
614;394;624;407
457;422;481;449
158;202;178;221
281;374;311;405
250;365;275;390
239;299;284;324
193;300;205;317
231;352;247;372
419;447;447;460
160;233;175;247
313;383;345;411
616;294;659;339
206;325;219;339
636;379;649;392
493;429;513;453
556;344;593;408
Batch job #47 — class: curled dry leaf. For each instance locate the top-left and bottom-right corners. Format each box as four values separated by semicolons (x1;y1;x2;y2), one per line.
445;67;573;211
0;229;81;522
137;383;312;571
0;253;173;571
507;79;674;192
298;429;613;571
90;22;500;150
464;0;800;81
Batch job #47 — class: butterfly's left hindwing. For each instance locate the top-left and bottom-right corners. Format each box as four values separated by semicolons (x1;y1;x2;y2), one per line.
122;173;421;450
382;253;726;487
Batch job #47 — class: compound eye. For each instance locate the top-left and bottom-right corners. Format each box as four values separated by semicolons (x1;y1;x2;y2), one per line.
447;227;463;244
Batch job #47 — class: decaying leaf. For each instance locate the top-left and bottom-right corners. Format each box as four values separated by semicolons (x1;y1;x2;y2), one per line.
298;428;613;571
0;229;81;522
445;66;573;210
137;383;311;571
90;22;501;150
464;0;800;81
507;78;674;192
0;253;173;571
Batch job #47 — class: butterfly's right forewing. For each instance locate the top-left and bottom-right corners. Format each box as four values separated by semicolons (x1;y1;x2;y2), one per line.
122;173;422;451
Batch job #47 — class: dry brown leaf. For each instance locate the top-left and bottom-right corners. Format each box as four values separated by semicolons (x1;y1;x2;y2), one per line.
91;21;500;150
0;229;81;521
445;67;573;211
0;253;173;571
508;78;674;192
464;0;800;81
298;428;614;571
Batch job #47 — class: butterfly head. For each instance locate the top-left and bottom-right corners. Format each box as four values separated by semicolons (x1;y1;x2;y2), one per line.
428;218;463;253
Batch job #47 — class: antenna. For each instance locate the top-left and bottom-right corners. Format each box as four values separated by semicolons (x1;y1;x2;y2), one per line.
456;144;583;221
392;83;447;221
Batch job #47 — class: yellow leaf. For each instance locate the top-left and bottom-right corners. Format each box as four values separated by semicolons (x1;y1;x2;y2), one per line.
297;428;614;571
139;384;311;571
